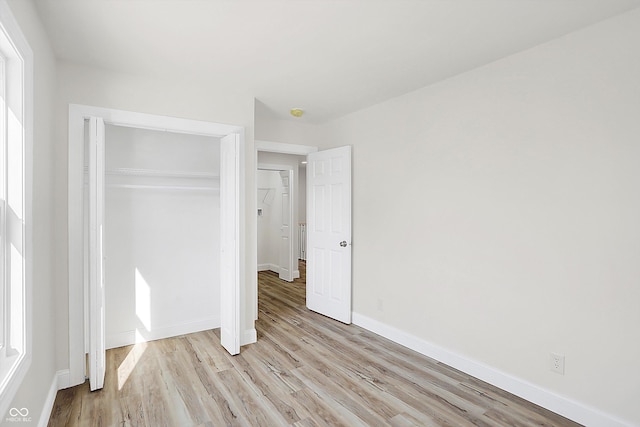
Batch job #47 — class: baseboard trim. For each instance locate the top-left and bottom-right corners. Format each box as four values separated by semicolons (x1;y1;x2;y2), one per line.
241;328;257;346
37;372;61;427
56;369;71;390
352;312;633;427
258;263;280;274
293;270;300;279
106;317;220;349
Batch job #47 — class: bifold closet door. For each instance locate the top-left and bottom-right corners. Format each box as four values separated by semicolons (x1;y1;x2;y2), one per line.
88;116;106;390
278;170;294;282
219;133;240;355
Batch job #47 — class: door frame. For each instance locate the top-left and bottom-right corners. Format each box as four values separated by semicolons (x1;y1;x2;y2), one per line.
256;165;296;280
68;104;245;387
253;140;317;320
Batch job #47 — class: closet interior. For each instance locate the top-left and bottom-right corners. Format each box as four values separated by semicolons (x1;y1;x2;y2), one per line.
86;124;222;349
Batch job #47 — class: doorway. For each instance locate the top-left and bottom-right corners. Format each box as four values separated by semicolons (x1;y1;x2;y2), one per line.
253;141;353;327
257;167;296;282
68;105;244;389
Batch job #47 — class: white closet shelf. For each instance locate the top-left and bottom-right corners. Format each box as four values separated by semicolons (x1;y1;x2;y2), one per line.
106;183;219;192
84;166;218;180
83;167;220;193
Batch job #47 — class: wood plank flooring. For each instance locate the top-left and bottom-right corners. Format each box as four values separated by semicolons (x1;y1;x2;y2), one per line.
48;261;581;426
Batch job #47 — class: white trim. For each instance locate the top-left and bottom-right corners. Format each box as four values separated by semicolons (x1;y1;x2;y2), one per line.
257;263;280;274
56;369;70;390
257;264;298;278
241;328;257;346
255;139;318;155
68;104;245;387
352;312;635;427
37;373;60;427
257;162;295;172
70;104;240;137
106;317;220;350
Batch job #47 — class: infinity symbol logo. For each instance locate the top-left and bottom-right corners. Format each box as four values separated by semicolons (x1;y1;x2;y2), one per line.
9;408;29;417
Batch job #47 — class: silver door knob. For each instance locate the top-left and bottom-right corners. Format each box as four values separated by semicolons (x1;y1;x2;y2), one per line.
340;241;347;247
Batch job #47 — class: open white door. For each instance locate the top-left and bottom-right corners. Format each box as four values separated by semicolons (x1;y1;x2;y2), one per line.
88;117;106;390
306;146;352;324
220;133;240;355
278;170;294;282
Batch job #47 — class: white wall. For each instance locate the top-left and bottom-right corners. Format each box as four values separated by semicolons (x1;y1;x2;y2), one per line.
255;110;324;148
321;9;640;426
54;61;257;372
3;0;57;424
104;125;220;349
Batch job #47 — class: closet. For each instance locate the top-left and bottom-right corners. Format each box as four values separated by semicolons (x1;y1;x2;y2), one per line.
100;124;221;349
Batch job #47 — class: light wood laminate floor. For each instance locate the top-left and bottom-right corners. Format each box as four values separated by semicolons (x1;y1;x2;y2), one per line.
48;261;581;426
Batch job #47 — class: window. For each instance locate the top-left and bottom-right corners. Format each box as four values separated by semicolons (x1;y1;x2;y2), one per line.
0;0;33;417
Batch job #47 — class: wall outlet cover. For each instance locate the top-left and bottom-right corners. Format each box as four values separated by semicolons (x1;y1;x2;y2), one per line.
550;353;565;375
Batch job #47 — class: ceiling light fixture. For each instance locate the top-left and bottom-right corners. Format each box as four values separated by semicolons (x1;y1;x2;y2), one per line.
290;108;304;118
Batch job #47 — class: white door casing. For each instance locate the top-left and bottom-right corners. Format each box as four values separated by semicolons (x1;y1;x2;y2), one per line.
69;105;246;388
220;133;240;355
88;117;106;390
279;170;294;282
254;141;318;322
306;146;352;324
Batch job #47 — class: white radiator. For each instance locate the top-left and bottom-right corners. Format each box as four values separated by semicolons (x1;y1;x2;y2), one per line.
298;223;306;260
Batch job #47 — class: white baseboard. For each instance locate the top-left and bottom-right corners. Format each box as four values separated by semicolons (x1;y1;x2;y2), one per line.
56;369;70;390
37;372;63;427
352;312;634;427
258;264;297;277
241;328;257;346
258;263;280;274
106;317;220;349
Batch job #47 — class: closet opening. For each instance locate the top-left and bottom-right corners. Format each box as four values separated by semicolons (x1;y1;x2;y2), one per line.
68;104;244;389
98;125;221;350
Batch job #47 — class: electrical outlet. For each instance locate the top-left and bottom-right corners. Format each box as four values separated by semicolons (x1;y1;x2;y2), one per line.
550;353;565;375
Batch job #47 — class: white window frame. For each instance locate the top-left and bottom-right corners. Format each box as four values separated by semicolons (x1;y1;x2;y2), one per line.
0;0;33;418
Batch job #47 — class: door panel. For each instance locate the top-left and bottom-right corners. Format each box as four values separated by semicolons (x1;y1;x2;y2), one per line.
306;146;352;324
220;133;240;355
279;170;293;282
88;116;106;391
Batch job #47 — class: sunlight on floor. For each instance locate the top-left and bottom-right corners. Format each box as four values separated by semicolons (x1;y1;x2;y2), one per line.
117;341;147;390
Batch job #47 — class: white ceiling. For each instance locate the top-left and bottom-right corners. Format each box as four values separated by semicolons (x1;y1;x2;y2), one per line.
33;0;640;123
